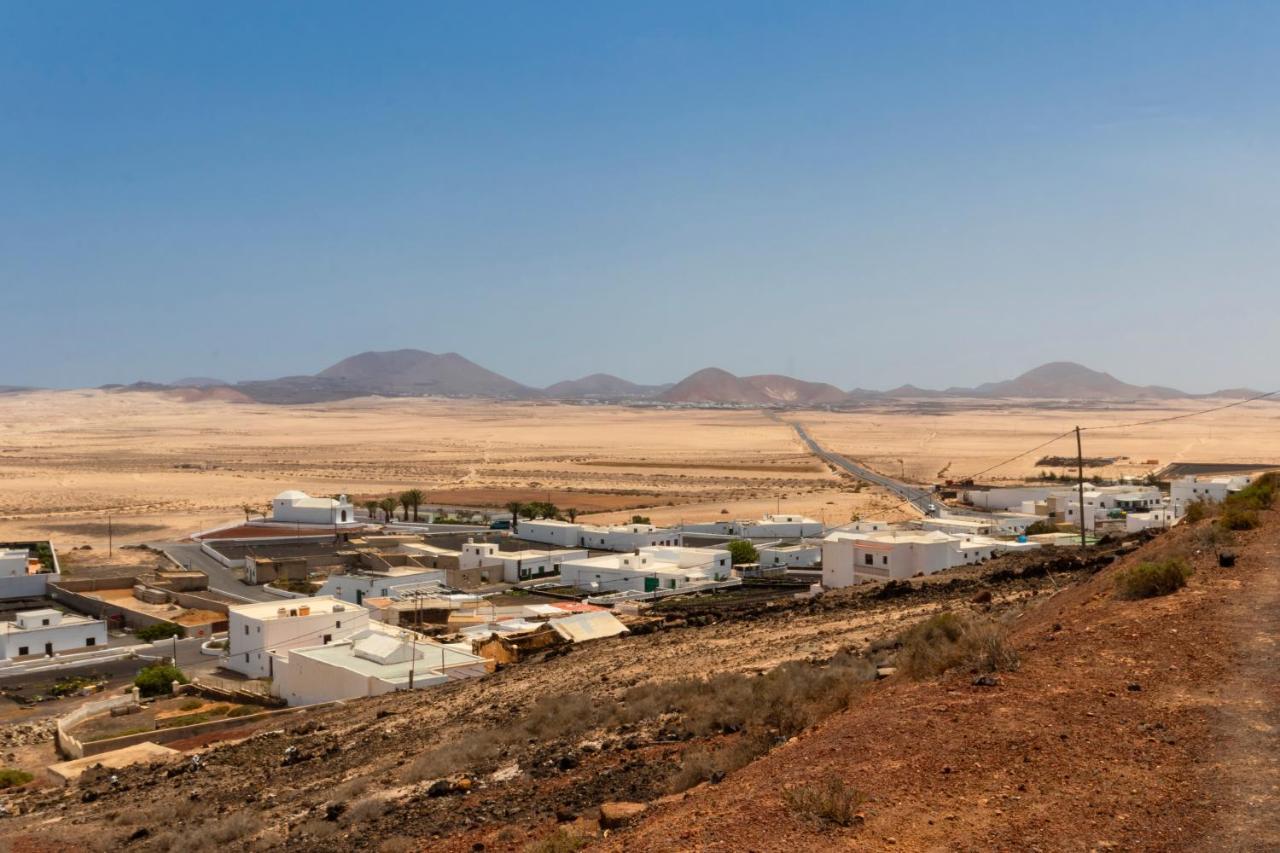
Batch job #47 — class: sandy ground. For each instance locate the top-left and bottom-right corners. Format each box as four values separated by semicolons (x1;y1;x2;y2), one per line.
1;390;1277;553
791;397;1280;484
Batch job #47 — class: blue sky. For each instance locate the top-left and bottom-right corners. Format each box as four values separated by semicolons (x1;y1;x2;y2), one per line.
3;2;1278;392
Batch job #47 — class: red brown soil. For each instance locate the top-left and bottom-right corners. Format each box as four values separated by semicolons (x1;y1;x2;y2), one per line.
605;516;1280;851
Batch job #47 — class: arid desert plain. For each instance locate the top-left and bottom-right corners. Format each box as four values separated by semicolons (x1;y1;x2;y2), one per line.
2;389;1279;551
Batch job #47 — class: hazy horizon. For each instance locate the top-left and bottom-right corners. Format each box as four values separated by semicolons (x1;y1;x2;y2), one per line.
4;2;1279;393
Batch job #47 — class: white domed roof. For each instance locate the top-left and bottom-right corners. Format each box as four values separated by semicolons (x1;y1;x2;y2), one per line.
274;489;309;501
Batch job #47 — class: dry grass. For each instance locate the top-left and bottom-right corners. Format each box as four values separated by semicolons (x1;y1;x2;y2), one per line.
895;611;1019;679
524;828;589;853
782;776;865;827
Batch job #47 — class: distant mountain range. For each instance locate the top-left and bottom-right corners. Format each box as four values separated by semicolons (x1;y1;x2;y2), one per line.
48;351;1270;406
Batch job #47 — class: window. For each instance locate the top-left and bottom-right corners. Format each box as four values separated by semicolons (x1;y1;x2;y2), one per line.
245;625;250;635
18;646;28;656
335;621;341;629
882;556;888;565
323;634;332;644
245;653;250;662
86;637;96;647
41;618;49;626
864;554;874;566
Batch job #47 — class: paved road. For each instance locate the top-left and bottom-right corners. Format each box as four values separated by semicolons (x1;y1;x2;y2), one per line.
789;421;993;519
157;543;276;603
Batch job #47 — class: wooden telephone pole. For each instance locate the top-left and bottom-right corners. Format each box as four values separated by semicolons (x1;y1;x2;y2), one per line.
1076;426;1087;550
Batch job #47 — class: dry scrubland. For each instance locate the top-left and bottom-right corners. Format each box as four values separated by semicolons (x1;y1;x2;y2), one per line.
0;391;891;548
795;398;1280;483
1;391;1278;550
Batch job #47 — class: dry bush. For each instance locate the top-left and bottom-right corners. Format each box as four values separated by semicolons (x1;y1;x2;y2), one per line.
404;734;502;783
1182;499;1216;524
344;795;388;824
782;775;865;827
895;611;1019;679
207;812;262;844
332;774;370;800
378;838;420;853
667;734;767;793
1115;558;1192;600
524;828;588;853
1218;506;1260;531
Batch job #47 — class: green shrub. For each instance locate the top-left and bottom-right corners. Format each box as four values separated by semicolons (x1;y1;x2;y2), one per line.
134;663;188;698
0;768;34;789
727;540;759;565
1023;520;1057;536
178;698;203;711
1182;500;1216;524
895;611;1019;679
1219;506;1260;531
1115;558;1192;600
226;705;257;718
782;776;864;827
1224;472;1279;512
136;622;183;642
50;676;95;698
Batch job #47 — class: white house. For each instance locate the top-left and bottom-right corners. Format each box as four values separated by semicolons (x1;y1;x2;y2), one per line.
1126;508;1178;533
741;514;824;538
269;627;486;707
458;542;589;583
270;490;360;527
558;546;731;594
0;609;107;660
226;596;369;679
757;543;822;568
821;529;1012;588
1170;475;1254;515
0;543;61;600
516;519;682;551
314;566;447;606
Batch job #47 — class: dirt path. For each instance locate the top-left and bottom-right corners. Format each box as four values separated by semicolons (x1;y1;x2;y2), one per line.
1191;534;1280;850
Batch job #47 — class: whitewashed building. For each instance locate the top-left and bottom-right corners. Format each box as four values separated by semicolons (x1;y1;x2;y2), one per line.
458;542;589;583
270;627;486;706
742;514;824;538
757;543;822;568
314;566;446;606
0;609;107;660
517;519;682;551
226;596;369;679
0;543;61;600
821;529;1016;588
559;546;731;594
270;490;360;527
1170;475;1255;515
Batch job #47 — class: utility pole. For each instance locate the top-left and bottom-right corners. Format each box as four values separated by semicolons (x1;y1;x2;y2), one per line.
1076;426;1087;550
408;629;417;689
108;514;113;558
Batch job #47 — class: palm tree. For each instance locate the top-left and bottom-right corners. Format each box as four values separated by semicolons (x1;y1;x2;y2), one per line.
566;507;578;523
505;500;523;533
378;497;398;522
401;489;425;522
363;500;379;521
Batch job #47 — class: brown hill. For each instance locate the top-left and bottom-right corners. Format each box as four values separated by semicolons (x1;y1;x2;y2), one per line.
608;512;1280;851
660;368;849;406
544;373;667;399
969;361;1187;400
316;349;536;398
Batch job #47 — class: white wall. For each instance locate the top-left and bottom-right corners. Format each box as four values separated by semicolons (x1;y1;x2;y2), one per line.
0;618;108;660
759;546;821;568
314;569;446;605
227;600;369;679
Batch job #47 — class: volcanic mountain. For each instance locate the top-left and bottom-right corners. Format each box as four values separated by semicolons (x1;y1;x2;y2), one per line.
659;368;849;405
965;361;1187;400
544;373;668;399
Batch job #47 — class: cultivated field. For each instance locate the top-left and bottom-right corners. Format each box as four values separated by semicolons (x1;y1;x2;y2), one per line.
1;390;1277;551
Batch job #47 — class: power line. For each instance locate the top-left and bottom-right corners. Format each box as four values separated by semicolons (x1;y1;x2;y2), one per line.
952;390;1278;481
1079;389;1280;432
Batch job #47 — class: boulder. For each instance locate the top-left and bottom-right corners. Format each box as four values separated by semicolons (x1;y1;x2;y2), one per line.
599;801;647;830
